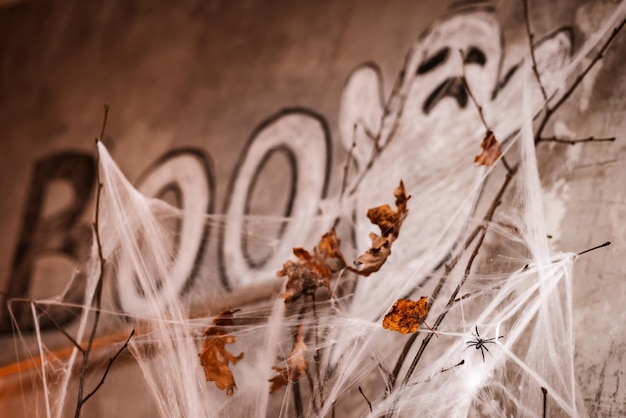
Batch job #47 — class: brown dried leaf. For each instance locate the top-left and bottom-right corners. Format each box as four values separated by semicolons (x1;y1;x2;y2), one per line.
474;130;501;167
354;232;393;277
269;324;308;393
317;229;346;262
394;180;410;214
366;204;397;236
352;180;410;276
212;308;238;327
382;297;429;334
198;310;244;396
367;180;410;238
277;249;331;303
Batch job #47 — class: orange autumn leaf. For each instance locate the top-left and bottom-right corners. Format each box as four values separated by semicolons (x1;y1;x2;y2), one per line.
382;297;429;334
474;130;501;167
317;229;346;263
352;180;410;276
198;310;244;396
269;324;308;393
366;180;410;238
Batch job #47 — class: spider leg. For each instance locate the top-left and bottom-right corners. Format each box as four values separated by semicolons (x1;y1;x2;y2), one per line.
475;325;480;338
464;342;477;352
480;347;485;362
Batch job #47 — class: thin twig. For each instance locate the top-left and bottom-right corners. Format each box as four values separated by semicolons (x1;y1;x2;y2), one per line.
346;52;417;196
459;50;489;131
80;329;135;405
440;359;464;373
310;293;325;409
521;0;549;104
332;130;358;231
35;304;85;354
387;331;419;393
537;136;615;146
340;129;357;200
577;241;611;256
501;156;513;174
460;49;513;175
75;104;110;418
358;386;373;412
304;367;321;416
453;292;477;303
535;17;626;143
292;380;304;418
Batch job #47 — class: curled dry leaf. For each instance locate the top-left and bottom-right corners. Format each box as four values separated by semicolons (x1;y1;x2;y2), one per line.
278;248;332;304
278;229;346;304
198;310;244;396
352;180;410;276
354;233;392;277
474;130;501;167
317;229;346;263
367;180;410;238
269;324;308;393
382;297;429;334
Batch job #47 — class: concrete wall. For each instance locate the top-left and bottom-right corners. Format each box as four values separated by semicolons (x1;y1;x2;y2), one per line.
1;0;625;416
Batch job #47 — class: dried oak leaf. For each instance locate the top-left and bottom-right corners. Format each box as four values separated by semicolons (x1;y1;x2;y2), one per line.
354;232;392;277
317;229;346;263
352;180;410;276
278;240;335;304
474;130;501;167
269;324;308;393
382;297;429;334
393;180;410;214
366;180;410;238
199;310;244;396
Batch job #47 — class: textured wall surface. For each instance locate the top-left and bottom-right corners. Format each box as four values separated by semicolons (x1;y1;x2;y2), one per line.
0;0;625;416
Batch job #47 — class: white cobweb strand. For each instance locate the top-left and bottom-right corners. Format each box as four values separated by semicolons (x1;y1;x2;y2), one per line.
45;239;103;418
494;69;580;416
98;142;216;417
97;143;294;417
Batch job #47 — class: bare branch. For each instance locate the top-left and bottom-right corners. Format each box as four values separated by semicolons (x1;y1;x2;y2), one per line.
577;241;611;256
522;0;549;105
75;104;111;418
80;329;135;405
459;49;489;131
538;136;615;146
441;359;465;373
35;304;85;354
358;386;373;413
536;17;626;142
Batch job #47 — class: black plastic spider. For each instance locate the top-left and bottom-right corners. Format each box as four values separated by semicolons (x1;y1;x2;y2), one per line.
465;326;503;362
